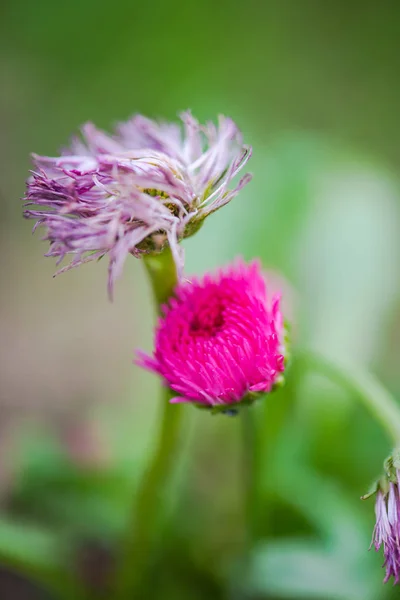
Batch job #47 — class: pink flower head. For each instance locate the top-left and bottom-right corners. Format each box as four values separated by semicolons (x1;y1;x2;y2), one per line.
24;112;252;298
137;260;286;412
370;473;400;584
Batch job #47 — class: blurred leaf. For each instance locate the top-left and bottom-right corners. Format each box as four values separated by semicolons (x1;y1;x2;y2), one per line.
270;463;369;551
0;517;61;572
0;517;83;599
12;432;132;539
246;538;378;600
246;464;385;600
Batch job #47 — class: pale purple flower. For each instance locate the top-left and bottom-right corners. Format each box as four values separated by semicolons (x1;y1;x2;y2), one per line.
371;475;400;584
24;112;252;297
136;259;286;412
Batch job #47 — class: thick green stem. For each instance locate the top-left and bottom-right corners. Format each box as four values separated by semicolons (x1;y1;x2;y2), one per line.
116;248;182;598
143;247;178;312
301;351;400;446
116;391;183;598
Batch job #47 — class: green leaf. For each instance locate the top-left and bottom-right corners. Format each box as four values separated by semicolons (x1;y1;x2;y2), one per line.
246;538;379;600
0;516;61;573
0;516;92;599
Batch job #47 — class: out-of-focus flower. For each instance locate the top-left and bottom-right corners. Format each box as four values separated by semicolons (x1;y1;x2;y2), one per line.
365;454;400;584
24;112;252;297
137;260;286;412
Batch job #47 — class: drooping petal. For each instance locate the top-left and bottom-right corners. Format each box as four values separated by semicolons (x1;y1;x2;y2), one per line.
372;482;400;584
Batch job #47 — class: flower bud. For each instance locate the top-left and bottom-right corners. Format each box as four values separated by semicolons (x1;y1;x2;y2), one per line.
136;259;287;412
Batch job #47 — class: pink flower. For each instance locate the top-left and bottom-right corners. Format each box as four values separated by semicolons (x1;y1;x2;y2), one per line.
137;260;286;411
24;112;251;298
371;478;400;584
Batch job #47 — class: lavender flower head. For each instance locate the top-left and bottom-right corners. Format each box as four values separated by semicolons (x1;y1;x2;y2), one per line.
366;455;400;584
24;112;252;297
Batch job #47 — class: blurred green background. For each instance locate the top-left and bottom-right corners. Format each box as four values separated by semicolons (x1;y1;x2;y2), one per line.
2;0;400;598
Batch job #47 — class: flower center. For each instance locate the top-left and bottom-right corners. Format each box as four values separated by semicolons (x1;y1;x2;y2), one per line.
189;297;225;338
141;187;168;198
141;188;181;217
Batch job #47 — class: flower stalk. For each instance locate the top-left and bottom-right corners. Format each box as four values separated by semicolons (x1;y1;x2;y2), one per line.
116;248;183;599
241;407;259;542
116;390;183;598
143;247;179;312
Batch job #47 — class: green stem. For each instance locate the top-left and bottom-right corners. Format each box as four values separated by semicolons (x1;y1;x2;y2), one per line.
115;247;183;599
143;247;178;312
300;350;400;446
259;359;300;538
116;391;183;598
241;407;258;543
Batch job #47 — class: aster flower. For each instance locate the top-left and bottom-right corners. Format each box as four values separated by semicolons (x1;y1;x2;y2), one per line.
136;260;286;412
24;112;252;297
365;454;400;584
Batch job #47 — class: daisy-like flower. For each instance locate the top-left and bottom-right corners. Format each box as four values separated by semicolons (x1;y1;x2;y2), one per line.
365;453;400;584
24;112;252;297
137;260;286;412
368;457;400;584
371;485;400;583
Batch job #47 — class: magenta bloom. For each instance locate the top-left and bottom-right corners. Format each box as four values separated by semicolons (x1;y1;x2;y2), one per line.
371;477;400;584
137;260;286;410
24;112;251;297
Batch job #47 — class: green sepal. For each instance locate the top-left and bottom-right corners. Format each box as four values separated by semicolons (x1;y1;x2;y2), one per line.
183;216;205;239
361;448;400;500
361;479;380;500
193;387;283;417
